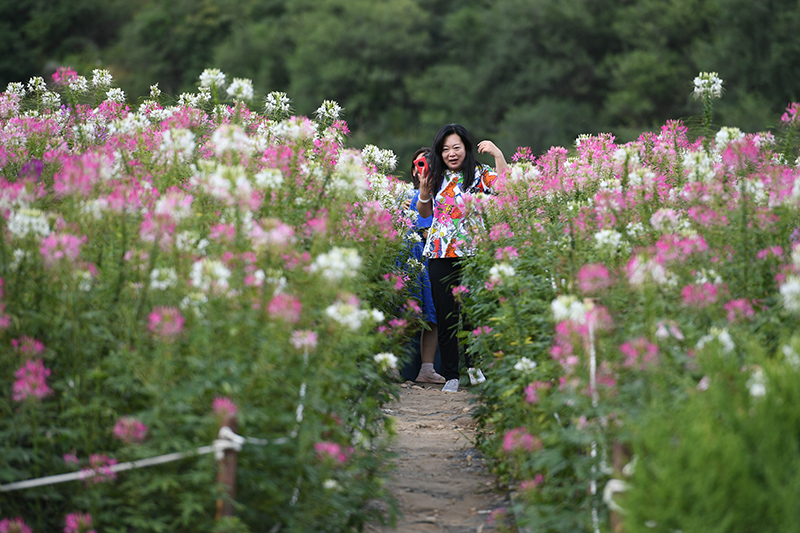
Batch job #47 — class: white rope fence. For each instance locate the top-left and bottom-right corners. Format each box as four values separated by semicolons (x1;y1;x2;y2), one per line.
0;426;283;493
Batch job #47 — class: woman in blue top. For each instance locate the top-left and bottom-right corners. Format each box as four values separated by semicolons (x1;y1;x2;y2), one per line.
416;124;507;392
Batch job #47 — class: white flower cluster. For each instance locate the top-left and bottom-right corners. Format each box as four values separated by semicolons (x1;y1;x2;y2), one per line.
27;76;46;93
508;163;541;183
682;149;716;183
695;327;735;354
253;168;284;189
325;300;384;331
150;84;161;99
149;268;178;290
594;229;626;252
514;357;537;372
374;352;399;371
361;144;397;172
226;78;254;101
780;275;800;312
6;82;25;96
331;150;369;196
271;116;316;142
68;76;89;94
106;88;126;104
315;100;342;122
41;91;61;109
158;128;196;165
489;262;516;283
782;344;800;370
551;295;587;323
190;258;232;293
745;366;767;398
7;208;50;238
715;127;744;150
211;124;254;156
310;247;362;281
692;71;723;100
199;68;226;89
264;91;291;117
91;69;113;88
627;254;675;287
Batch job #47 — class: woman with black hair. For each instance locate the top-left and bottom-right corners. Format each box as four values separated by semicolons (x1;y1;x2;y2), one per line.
416;124;507;392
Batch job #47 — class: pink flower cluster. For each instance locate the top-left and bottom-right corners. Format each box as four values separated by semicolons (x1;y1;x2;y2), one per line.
524;381;552;404
83;454;117;484
147;306;185;338
40;233;86;267
290;329;318;351
113;416;148;444
620;337;659;370
314;441;353;464
64;512;96;533
267;293;302;323
502;427;542;453
12;359;53;402
0;518;31;533
212;396;238;417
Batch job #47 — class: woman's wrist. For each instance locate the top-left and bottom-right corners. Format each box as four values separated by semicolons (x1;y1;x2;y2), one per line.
418;195;432;203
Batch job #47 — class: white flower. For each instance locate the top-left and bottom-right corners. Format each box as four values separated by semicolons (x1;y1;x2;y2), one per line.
9;249;31;271
325;300;363;330
782;345;800;370
780;275;800;312
514;357;537;372
68;76;89;94
696;376;710;391
551;295;587;323
27;76;47;93
323;479;341;491
272;116;316;142
150;268;178;290
715;127;744;151
106;88;126;104
190;258;231;293
211;124;253;156
199;68;226;89
159;128;196;164
488;262;516;283
74;269;93;292
374;352;399;371
91;69;113;88
695;327;735;354
6;82;25;96
746;366;767;398
180;291;208;318
692;71;723;99
254;168;284;189
150;84;161;99
310;247;362;281
41;91;61;109
226;77;254;101
7;208;50;238
315;100;342;122
264;91;291;117
361;144;397;172
593;229;625;252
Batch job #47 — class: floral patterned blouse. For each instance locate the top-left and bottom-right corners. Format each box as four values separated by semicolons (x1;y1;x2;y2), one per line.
423;164;498;259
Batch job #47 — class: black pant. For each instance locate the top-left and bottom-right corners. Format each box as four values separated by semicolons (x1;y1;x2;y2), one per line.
428;257;472;381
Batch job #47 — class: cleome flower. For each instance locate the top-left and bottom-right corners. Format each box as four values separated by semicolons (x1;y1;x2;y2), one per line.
692;71;723;100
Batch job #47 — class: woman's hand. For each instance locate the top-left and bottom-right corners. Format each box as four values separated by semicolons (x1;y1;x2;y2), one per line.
416;165;433;217
477;140;508;173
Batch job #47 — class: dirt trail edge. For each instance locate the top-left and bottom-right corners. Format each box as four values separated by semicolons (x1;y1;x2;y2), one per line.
367;381;509;533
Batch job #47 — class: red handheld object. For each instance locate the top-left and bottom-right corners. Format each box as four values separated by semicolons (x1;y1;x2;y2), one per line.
414;157;428;177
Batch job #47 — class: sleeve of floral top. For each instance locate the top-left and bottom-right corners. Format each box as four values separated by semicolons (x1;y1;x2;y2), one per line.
474;164;498;194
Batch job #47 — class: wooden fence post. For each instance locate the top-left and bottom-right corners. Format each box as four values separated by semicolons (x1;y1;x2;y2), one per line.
216;412;238;522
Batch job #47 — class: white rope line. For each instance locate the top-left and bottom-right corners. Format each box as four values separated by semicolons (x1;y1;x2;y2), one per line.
289;350;310;506
0;426;279;493
588;318;601;533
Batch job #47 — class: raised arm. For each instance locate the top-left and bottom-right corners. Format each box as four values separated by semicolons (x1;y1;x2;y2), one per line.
477;140;508;174
416;166;433;217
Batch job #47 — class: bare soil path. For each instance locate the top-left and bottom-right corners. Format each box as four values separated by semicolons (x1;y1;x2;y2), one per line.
367;381;509;532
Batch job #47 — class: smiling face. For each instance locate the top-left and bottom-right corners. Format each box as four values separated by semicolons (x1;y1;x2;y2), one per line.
441;133;466;171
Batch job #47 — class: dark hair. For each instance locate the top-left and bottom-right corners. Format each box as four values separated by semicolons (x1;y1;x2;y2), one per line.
410;147;430;190
429;124;477;195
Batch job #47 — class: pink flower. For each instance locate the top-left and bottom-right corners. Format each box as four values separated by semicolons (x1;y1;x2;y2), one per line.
404;299;422;315
290;330;318;351
12;359;53;402
524;381;552;404
681;282;721;307
620;337;659;370
724;299;755;322
494;246;519;261
472;326;493;337
452;285;470;297
502;427;542;453
113;417;148;444
11;336;45;355
0;304;10;330
40;233;86;267
83;454;117;484
0;517;31;533
781;102;800;125
52;66;78;85
147;306;185;338
519;473;545;491
64;512;96;533
267;293;302;323
212;396;238;417
314;441;353;464
577;263;612;293
63;451;80;466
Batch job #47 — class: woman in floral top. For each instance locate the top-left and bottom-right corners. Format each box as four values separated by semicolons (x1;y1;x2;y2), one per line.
416;124;507;392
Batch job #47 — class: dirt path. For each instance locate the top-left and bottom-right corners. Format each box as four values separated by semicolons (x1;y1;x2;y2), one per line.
368;381;509;532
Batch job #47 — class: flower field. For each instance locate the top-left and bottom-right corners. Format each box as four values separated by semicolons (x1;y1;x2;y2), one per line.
3;66;800;533
1;69;418;532
461;76;800;531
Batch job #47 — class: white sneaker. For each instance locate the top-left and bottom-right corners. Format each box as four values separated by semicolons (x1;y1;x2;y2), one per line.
442;379;459;392
468;368;486;385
